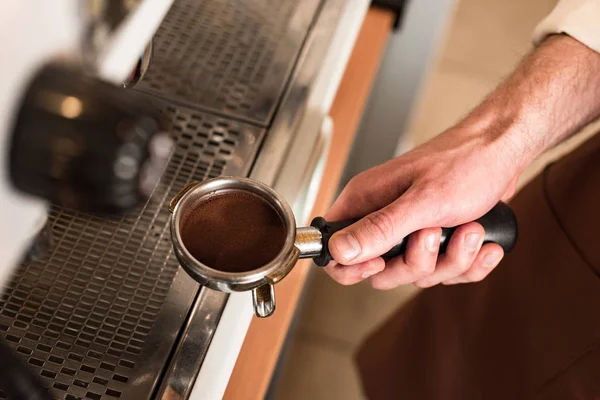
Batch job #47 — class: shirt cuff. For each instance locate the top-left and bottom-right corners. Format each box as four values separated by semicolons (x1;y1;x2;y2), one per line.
533;0;600;53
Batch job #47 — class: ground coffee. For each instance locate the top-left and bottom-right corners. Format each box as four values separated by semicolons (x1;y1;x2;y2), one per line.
180;190;287;273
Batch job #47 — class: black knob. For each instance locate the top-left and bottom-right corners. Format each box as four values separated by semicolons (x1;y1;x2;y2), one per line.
9;63;172;215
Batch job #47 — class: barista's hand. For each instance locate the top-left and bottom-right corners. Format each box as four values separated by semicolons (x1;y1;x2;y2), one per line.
323;35;600;289
324;126;522;289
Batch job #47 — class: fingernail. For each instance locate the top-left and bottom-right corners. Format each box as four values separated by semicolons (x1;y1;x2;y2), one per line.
425;233;440;253
464;233;481;252
331;232;360;262
483;253;501;268
361;270;378;279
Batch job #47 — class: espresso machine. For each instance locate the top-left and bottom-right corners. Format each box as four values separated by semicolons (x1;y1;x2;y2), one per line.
0;1;173;398
0;0;173;283
0;0;383;398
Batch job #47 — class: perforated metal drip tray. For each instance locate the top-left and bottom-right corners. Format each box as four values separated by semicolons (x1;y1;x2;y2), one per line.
136;0;321;126
0;103;265;400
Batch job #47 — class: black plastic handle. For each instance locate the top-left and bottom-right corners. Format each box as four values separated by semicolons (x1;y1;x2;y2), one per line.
310;202;518;267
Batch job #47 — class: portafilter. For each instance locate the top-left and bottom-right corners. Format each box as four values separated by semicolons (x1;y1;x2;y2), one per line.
169;177;518;317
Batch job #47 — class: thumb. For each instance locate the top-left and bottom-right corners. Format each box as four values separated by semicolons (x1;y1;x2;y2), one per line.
328;192;433;265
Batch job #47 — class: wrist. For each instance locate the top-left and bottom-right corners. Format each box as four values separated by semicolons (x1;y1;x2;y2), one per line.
454;97;538;176
455;35;600;176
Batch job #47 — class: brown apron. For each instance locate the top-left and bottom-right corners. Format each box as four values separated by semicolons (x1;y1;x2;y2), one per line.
356;132;600;400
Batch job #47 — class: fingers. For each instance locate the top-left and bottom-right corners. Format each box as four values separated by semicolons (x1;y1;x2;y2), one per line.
324;223;504;289
324;257;385;286
414;222;485;288
368;227;441;290
328;191;435;265
442;243;504;284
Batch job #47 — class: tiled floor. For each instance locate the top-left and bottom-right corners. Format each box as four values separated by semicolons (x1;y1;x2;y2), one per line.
270;0;595;398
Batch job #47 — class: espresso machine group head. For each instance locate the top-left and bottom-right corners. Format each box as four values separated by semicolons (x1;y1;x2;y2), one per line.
10;63;171;215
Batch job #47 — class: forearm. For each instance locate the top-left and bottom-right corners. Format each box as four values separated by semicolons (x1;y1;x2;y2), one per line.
458;35;600;171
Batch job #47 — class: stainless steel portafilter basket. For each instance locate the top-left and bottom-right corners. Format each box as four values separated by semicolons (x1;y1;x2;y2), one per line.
169;177;518;318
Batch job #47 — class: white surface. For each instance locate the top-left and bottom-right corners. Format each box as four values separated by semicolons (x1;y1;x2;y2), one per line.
296;116;334;225
188;292;254;400
533;0;600;53
0;0;82;294
97;0;174;84
188;1;370;398
310;0;371;115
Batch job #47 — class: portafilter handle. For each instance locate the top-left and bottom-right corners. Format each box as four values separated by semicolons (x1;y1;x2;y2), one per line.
299;202;518;267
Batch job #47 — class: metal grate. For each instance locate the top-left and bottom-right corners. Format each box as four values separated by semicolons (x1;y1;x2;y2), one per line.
0;104;264;400
136;0;321;126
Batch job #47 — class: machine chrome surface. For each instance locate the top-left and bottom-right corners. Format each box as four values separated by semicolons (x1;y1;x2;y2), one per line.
0;103;264;400
136;0;321;126
249;0;347;189
123;40;153;88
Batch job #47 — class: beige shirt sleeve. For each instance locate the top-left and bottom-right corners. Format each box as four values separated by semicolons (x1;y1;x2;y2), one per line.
533;0;600;53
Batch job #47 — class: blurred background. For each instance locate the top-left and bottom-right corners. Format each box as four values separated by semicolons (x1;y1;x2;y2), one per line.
268;0;599;398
